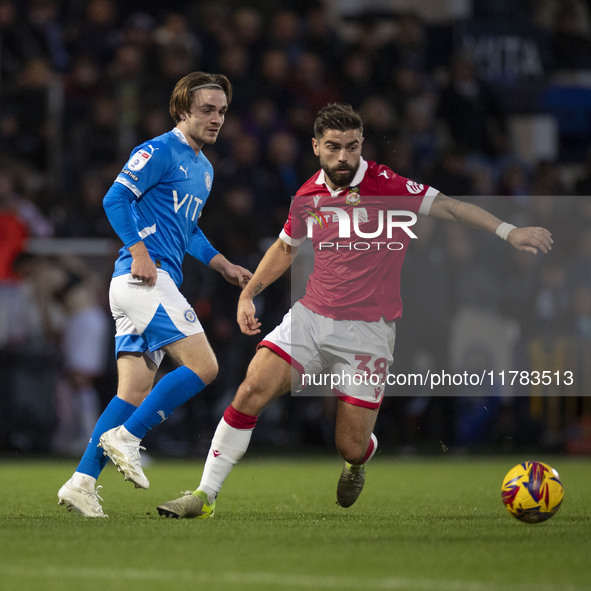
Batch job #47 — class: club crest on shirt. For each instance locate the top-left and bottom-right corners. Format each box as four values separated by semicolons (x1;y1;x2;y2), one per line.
346;186;361;205
204;171;212;191
127;149;152;171
184;309;197;323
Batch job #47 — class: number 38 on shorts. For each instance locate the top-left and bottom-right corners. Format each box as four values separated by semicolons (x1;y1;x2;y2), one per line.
260;301;395;410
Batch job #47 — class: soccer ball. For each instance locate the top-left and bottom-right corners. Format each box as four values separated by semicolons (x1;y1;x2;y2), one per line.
501;461;564;523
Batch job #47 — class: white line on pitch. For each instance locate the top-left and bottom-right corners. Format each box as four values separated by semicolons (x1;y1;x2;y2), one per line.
0;565;584;591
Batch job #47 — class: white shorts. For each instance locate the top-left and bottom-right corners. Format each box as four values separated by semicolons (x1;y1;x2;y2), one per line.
109;270;203;366
260;301;396;409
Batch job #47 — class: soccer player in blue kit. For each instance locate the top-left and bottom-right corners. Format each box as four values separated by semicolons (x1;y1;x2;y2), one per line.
57;72;252;517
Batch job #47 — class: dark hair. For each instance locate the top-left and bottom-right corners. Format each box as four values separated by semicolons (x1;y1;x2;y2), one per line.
169;72;232;123
313;103;363;139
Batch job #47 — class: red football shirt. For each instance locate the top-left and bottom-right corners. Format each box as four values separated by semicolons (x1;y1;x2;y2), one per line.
280;159;438;321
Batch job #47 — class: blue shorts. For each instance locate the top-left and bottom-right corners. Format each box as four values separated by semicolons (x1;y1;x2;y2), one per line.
109;270;203;366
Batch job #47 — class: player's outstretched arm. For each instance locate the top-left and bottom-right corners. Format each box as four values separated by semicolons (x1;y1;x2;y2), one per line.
428;193;553;255
237;238;296;336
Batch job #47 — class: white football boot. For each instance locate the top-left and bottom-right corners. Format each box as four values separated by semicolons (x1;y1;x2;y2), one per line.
58;478;108;518
99;426;150;489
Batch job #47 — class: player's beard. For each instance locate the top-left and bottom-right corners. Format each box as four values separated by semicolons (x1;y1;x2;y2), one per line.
323;162;359;188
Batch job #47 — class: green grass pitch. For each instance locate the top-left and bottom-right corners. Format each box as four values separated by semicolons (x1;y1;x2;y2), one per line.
0;455;589;591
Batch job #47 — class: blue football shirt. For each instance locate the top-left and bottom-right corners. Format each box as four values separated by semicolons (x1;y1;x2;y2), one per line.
103;128;219;287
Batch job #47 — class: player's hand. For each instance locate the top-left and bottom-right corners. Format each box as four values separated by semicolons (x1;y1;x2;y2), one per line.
237;297;261;336
221;264;253;288
507;227;553;255
129;243;158;286
210;254;252;288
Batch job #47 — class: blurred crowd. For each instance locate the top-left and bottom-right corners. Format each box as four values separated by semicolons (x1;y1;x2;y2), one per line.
1;0;591;455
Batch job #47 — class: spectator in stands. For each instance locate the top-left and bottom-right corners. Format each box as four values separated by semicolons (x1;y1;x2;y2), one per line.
425;149;474;197
14;254;111;454
216;45;258;116
532;258;571;337
69;0;121;71
266;8;303;65
215;131;272;217
256;49;293;111
58;170;115;238
4;57;54;168
549;0;591;69
531;160;568;196
66;94;120;173
0;211;27;281
17;0;69;72
0;0;22;85
231;7;265;77
0;162;53;238
574;146;591;195
63;56;103;126
438;52;507;157
377;11;429;77
339;50;375;109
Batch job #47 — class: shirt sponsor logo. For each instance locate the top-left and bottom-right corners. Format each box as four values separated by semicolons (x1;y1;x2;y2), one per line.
173;190;203;220
304;206;329;228
127;149;152;171
121;169;139;182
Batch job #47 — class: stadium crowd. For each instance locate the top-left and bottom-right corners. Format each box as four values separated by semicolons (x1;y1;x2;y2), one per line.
1;0;591;455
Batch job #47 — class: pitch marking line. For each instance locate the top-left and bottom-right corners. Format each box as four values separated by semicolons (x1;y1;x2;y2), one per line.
0;565;585;591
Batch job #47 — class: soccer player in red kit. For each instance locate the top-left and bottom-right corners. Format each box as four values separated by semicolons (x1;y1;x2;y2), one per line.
157;103;553;518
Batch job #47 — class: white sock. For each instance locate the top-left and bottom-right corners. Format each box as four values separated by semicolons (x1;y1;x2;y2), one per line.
198;417;253;504
119;426;141;442
72;471;97;490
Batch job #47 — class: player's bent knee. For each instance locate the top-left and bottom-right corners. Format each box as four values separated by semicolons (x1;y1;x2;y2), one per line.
235;379;260;402
199;356;219;385
233;379;272;415
184;352;219;385
336;439;368;465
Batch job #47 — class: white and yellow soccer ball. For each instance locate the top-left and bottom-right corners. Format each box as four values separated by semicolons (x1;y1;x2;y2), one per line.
501;461;564;523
